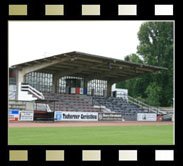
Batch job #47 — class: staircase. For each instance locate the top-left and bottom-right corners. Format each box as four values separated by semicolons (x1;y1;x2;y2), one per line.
20;83;45;100
9;83;52;112
9;83;45;101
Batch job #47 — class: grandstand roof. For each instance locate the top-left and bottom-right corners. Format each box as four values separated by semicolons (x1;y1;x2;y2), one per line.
11;51;167;82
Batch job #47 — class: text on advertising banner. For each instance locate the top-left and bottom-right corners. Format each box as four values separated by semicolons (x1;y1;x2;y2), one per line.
137;113;157;121
8;110;19;121
19;111;34;121
54;111;98;121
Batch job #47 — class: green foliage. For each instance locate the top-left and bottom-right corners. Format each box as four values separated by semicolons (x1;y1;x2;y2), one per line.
136;96;147;104
145;82;161;106
137;22;173;67
124;53;143;63
117;22;173;107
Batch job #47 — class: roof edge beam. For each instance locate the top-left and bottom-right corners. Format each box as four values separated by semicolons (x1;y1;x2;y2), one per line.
17;56;72;75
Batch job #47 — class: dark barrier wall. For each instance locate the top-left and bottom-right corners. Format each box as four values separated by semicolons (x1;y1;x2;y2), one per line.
34;111;54;121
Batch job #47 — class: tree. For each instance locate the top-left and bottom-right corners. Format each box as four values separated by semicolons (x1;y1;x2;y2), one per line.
137;22;173;106
137;22;173;66
117;54;147;98
117;22;173;107
145;82;161;106
124;53;143;63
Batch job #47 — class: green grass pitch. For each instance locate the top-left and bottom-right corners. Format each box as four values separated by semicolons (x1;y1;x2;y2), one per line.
8;125;173;145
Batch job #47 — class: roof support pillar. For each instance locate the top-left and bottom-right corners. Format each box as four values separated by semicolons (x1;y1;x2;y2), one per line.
107;81;113;97
16;70;25;100
53;74;59;93
84;78;92;89
84;79;87;89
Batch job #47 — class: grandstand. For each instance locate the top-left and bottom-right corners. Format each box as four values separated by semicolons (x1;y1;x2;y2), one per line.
43;92;101;112
8;51;168;121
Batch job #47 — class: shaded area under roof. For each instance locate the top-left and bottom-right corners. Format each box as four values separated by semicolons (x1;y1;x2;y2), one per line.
11;51;167;83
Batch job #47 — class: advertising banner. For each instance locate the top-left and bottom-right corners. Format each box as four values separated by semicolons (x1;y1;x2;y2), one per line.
137;113;157;121
19;111;34;121
8;110;19;121
54;111;98;121
98;113;122;121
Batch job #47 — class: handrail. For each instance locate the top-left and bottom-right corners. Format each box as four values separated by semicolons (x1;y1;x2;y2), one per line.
93;105;111;112
21;84;44;99
22;86;43;99
20;84;53;112
92;96;112;112
127;95;166;114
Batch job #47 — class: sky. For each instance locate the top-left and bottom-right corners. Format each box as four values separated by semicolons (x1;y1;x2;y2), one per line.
8;21;146;67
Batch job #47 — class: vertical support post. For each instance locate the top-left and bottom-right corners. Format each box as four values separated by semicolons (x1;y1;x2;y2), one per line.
54;101;56;112
53;74;59;93
16;70;25;100
84;78;88;89
107;80;113;97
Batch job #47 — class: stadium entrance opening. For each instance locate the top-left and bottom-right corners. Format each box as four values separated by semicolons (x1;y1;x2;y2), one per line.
66;78;84;94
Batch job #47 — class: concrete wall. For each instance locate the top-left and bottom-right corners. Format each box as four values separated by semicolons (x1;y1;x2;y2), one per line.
9;100;34;111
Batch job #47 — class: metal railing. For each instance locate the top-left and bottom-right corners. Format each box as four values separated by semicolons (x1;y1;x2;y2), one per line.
21;83;45;100
128;95;166;114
